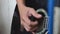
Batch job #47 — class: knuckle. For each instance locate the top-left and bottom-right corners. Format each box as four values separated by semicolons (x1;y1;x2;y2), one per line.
30;8;34;10
27;29;30;32
22;16;25;20
31;8;34;10
27;27;31;32
29;27;31;30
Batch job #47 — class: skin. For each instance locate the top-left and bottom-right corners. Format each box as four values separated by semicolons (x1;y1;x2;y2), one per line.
16;0;42;34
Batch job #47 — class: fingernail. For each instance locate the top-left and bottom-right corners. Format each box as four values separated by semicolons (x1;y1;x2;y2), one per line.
38;14;42;17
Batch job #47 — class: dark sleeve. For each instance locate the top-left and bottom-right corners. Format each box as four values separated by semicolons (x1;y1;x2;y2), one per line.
25;0;47;10
55;0;60;7
11;5;21;34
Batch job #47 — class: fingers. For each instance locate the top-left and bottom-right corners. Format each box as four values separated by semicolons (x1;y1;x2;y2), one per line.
21;15;31;25
20;7;41;33
21;13;38;32
30;21;38;27
30;26;38;32
21;19;38;32
32;32;35;34
21;20;37;32
22;15;38;26
21;20;31;32
29;8;42;18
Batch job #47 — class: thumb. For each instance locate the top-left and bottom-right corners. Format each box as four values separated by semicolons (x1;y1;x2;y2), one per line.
30;9;42;18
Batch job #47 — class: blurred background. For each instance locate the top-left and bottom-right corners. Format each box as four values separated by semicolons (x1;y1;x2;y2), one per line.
0;0;60;34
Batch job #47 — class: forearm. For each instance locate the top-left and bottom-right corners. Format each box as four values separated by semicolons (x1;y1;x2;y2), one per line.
16;0;25;8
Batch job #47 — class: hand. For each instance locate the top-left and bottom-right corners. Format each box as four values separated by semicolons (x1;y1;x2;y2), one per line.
18;6;42;34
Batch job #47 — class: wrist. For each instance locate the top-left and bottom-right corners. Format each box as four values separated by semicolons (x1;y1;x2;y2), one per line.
16;0;26;8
